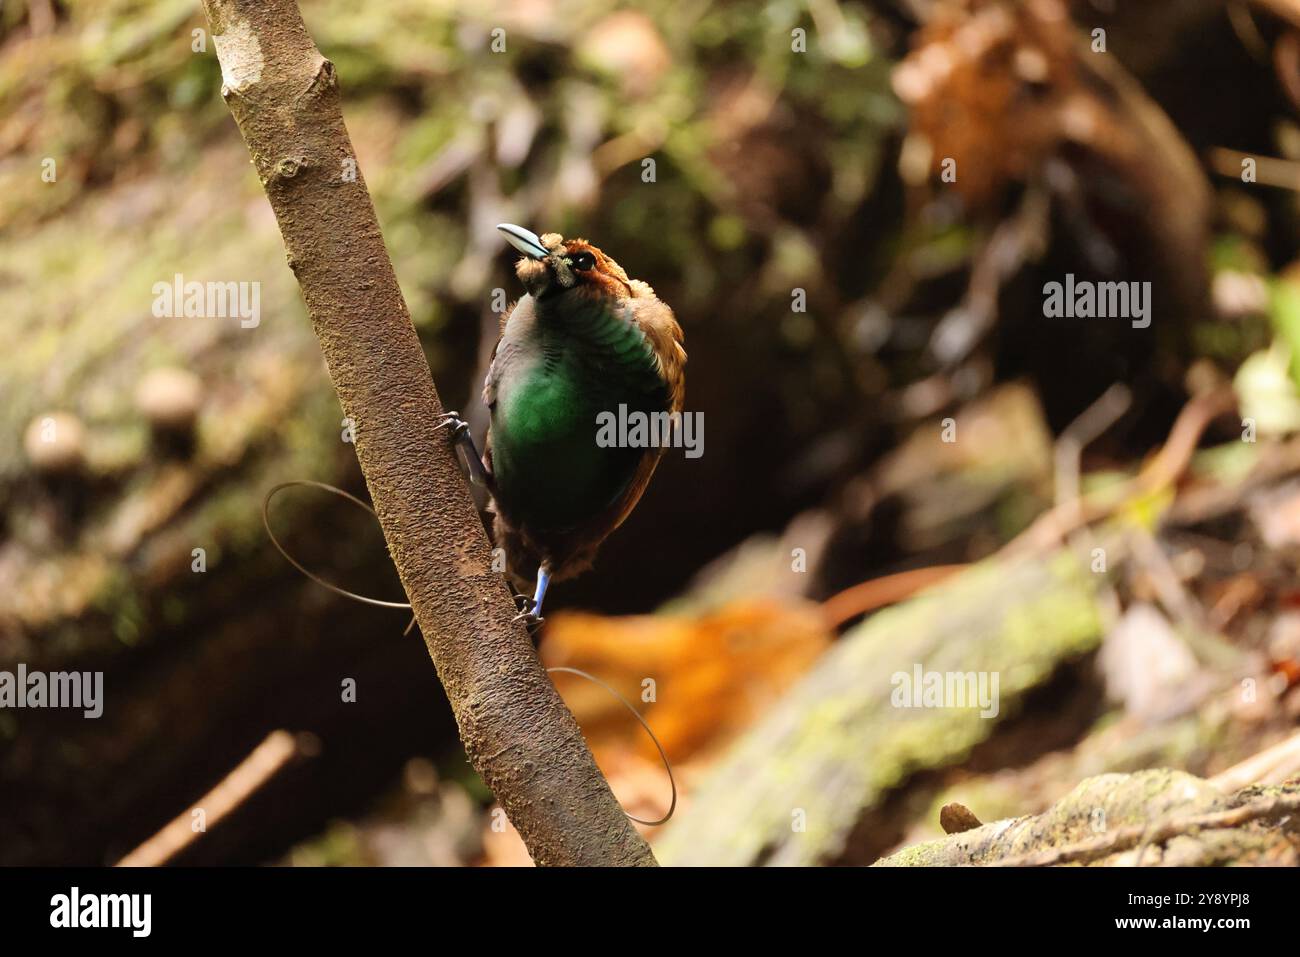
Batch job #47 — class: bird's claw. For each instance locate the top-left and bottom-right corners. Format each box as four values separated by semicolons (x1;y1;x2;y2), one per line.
434;410;470;438
435;411;493;490
512;610;545;633
511;595;545;636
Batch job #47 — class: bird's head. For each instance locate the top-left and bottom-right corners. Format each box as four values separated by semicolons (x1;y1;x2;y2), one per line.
497;223;635;304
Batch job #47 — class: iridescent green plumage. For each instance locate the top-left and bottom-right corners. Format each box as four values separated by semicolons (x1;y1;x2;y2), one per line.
489;296;667;533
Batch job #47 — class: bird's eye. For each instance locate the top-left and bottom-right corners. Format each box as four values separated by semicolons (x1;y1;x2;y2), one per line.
570;251;596;271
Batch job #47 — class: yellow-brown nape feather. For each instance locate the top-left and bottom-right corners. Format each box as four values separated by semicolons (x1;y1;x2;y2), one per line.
557;237;635;299
564;238;629;279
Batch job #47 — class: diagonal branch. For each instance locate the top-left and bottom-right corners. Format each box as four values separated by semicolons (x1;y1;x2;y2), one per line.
198;0;655;867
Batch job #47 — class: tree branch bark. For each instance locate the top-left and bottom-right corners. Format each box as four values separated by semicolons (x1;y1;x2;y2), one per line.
198;0;655;866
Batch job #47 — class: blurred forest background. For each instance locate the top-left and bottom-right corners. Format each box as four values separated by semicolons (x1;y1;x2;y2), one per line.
4;0;1300;866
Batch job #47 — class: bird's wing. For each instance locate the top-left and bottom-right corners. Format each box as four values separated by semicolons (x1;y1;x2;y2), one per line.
627;289;687;414
482;337;501;413
483;294;536;412
574;291;685;543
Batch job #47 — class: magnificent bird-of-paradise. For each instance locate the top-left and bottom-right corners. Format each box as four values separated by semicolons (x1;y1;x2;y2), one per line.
438;224;686;632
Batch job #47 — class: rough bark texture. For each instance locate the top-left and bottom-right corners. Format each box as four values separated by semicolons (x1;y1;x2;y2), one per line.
198;0;654;866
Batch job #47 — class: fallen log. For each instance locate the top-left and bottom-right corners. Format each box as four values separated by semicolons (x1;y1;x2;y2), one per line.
877;769;1300;866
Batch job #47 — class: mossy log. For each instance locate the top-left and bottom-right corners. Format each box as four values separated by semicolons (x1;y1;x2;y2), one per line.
877;770;1300;866
656;544;1115;866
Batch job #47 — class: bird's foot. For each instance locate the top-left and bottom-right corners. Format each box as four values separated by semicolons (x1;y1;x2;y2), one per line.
511;594;545;640
434;410;471;439
435;411;492;490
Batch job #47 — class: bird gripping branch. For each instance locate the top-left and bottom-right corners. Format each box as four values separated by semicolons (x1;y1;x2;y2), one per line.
441;225;686;632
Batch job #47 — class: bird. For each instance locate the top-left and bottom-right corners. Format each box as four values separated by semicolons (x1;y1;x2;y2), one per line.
438;224;686;633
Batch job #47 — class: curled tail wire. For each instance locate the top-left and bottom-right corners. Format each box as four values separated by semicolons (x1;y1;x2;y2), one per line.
261;477;676;825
